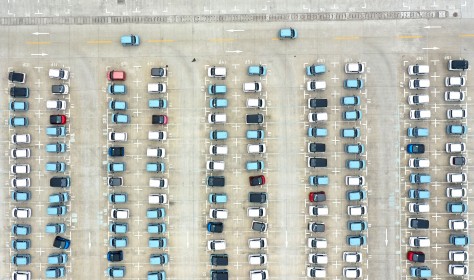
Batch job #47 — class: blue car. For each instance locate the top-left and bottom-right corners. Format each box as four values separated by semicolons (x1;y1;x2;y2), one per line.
46;267;66;278
343;110;362;120
346;190;367;201
107;266;125;278
112;114;130;124
148;223;166;234
347;220;368;231
346;160;366;170
409;266;431;278
246;130;264;139
10;117;28;127
344;79;364;89
409;173;431;184
12;239;31;250
12;224;31;236
306;64;326;76
147;208;166;219
10;101;29;111
108;162;126;172
49;192;69;203
148;271;166;280
108;84;127;95
45;223;66;234
450;234;470;246
121;34;140;46
12;191;31;202
408;189;430;199
208;84;227;95
308;127;328;137
149;99;167;109
248;65;267;76
447;124;467;135
407;144;425;154
46;143;66;153
345;144;365;154
45;162;66;172
109;100;128;110
46;126;66;136
341;128;360;138
209;193;227;204
279;28;297;39
347;235;367;246
47;205;67;216
12;254;31;266
48;253;68;264
447;202;467;213
149;237;167;248
407;127;429;137
147;163;165;173
110;223;128;234
210;98;228;108
341;96;360;105
246;161;264;171
109;193;128;204
308;176;329;186
150;253;169;265
110;237;128;248
210;130;228;140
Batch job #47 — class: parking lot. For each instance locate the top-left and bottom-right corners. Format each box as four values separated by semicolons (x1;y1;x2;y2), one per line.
1;7;474;280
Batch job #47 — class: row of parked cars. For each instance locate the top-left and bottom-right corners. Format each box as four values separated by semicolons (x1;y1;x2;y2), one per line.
9;68;71;280
304;62;366;279
404;60;469;278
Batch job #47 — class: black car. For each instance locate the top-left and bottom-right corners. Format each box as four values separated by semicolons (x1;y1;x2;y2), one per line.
50;115;66;125
407;144;425;154
152;115;168;125
210;254;228;266
207;176;225;187
309;222;325;232
249;192;267;203
246;114;264;124
210;269;228;280
52;85;67;94
107;250;124;262
53;236;71;249
108;177;123;187
50;177;71;188
409;218;429;229
8;71;26;83
308;143;326;153
151;67;166;77
251;221;267;232
249;175;265;186
308;98;328;108
308;157;328;168
450;156;466;166
10;87;29;98
108;147;125;157
207;222;224;233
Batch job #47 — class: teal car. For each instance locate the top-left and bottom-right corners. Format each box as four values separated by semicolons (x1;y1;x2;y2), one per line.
108;84;127;95
345;144;364;154
121;34;140;46
341;96;360;105
110;223;128;234
148;271;166;280
147;208;166;219
146;163;165;173
447;202;467;213
306;64;325;76
46;266;66;278
308;176;329;186
248;65;267;76
12;224;31;236
46;126;66;136
209;193;227;204
45;223;66;234
10;117;28;127
347;220;368;231
47;205;67;216
450;234;470;246
246;130;264;139
46;162;66;172
110;237;128;248
12;254;31;266
12;191;31;202
149;237;167;248
409;266;431;278
341;128;360;138
150;253;169;265
346;160;366;170
48;253;68;264
344;79;364;89
308;127;328;137
408;189;430;199
109;193;128;203
49;193;69;203
447;124;467;135
210;130;228;140
46;143;66;153
107;266;125;278
347;235;366;246
408;127;429;137
279;28;297;39
346;190;367;201
343;110;362;120
109;100;128;110
409;173;431;184
148;223;166;234
11;239;31;250
149;99;167;109
208;84;227;94
108;162;126;172
10;101;29;111
210;98;228;108
112;114;130;123
246;160;264;171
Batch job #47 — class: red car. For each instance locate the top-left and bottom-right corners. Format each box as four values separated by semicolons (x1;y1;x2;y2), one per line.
249;175;266;186
152;115;168;125
107;70;126;81
309;191;326;202
407;251;425;263
50;115;66;125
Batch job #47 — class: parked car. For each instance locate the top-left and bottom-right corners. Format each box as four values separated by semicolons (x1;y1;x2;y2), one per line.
11;148;31;158
346;160;366;170
49;68;69;80
248;65;267;76
309;191;326;202
447;172;467;183
306;64;326;75
445;90;465;101
345;63;365;74
450;156;466;166
249;192;267;203
10;87;29;98
308;98;328;108
446;124;467;135
46;126;66;136
11;134;30;144
407;144;425;154
408;189;430;199
345;176;365;186
210;130;228;140
10;117;28;127
409;79;430;89
146;163;165;173
343;267;362;278
49;114;67;125
46;223;66;234
249;175;265;186
53;236;71;249
247;130;265;139
345;144;364;154
149;99;167;109
308;222;325;232
308;157;327;168
408;94;429;105
12;224;31;236
148;83;167;93
10;101;29;111
446;142;465;153
347;205;367;216
409;109;431;120
409;173;431;184
308;175;329;186
149;131;167;141
8;71;26;83
208;66;226;78
306;80;326;91
449;234;470;246
109;100;127;110
208;176;225;187
45;162;66;173
341;128;360;138
445;76;465;87
347;221;367;231
47;205;67;216
347;235;366;246
409;236;430;247
308;127;328;137
407;127;429;137
151;67;167;77
341;96;360;106
408;64;429;75
109;193;128;204
251;220;267;232
448;59;469;71
106;266;125;278
346;190;367;201
51;85;69;94
408;218;429;229
344;79;364;89
108;84;126;94
446;187;466;198
448;264;468;276
210;98;227;108
447;202;467;213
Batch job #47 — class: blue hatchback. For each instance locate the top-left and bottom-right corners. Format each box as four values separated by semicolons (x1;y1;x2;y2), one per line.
147;163;165;173
248;65;267;76
10;101;29;111
344;79;364;89
108;84;127;95
347;235;366;246
150;253;169;265
147;208;166;219
279;28;297;39
10;117;28;127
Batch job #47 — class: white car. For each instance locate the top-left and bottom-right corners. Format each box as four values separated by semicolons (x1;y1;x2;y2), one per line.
207;161;225;171
408;158;430;168
148;194;168;204
10;148;31;159
148;131;167;141
110;209;129;219
11;271;31;280
345;62;365;74
308;253;328;264
248;254;267;265
247;144;266;154
208;66;226;78
408;203;429;213
207;240;226;251
248;238;267;249
308;112;328;122
146;148;165;158
409;79;430;89
408;64;429;75
109;132;127;142
210;145;228;155
445;76;465;87
46;100;67;110
445;91;465;101
343;267;362;278
11;164;30;174
448;264;468;276
407;94;429;105
409;236;430;247
149;178;168;188
449;219;468;230
447;109;466;119
12;207;31;218
447;173;467;183
345;176;365;186
246;98;266;108
243;82;262;93
343;252;362;263
306;267;326;278
209;209;228;219
49;68;69;80
409;109;431;120
250;270;268;280
308;205;329;216
308;237;327;248
446;142;465;153
347;205;366;216
446;187;466;198
449;250;468;261
11;178;30;188
208;113;227;124
147;83;167;93
306;80;326;91
247;207;266;218
11;134;31;144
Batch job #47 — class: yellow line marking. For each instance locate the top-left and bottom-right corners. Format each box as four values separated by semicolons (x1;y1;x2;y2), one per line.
398;35;423;39
335;36;360;40
209;38;235;42
26;41;50;45
459;34;474;37
87;40;112;44
146;39;175;43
